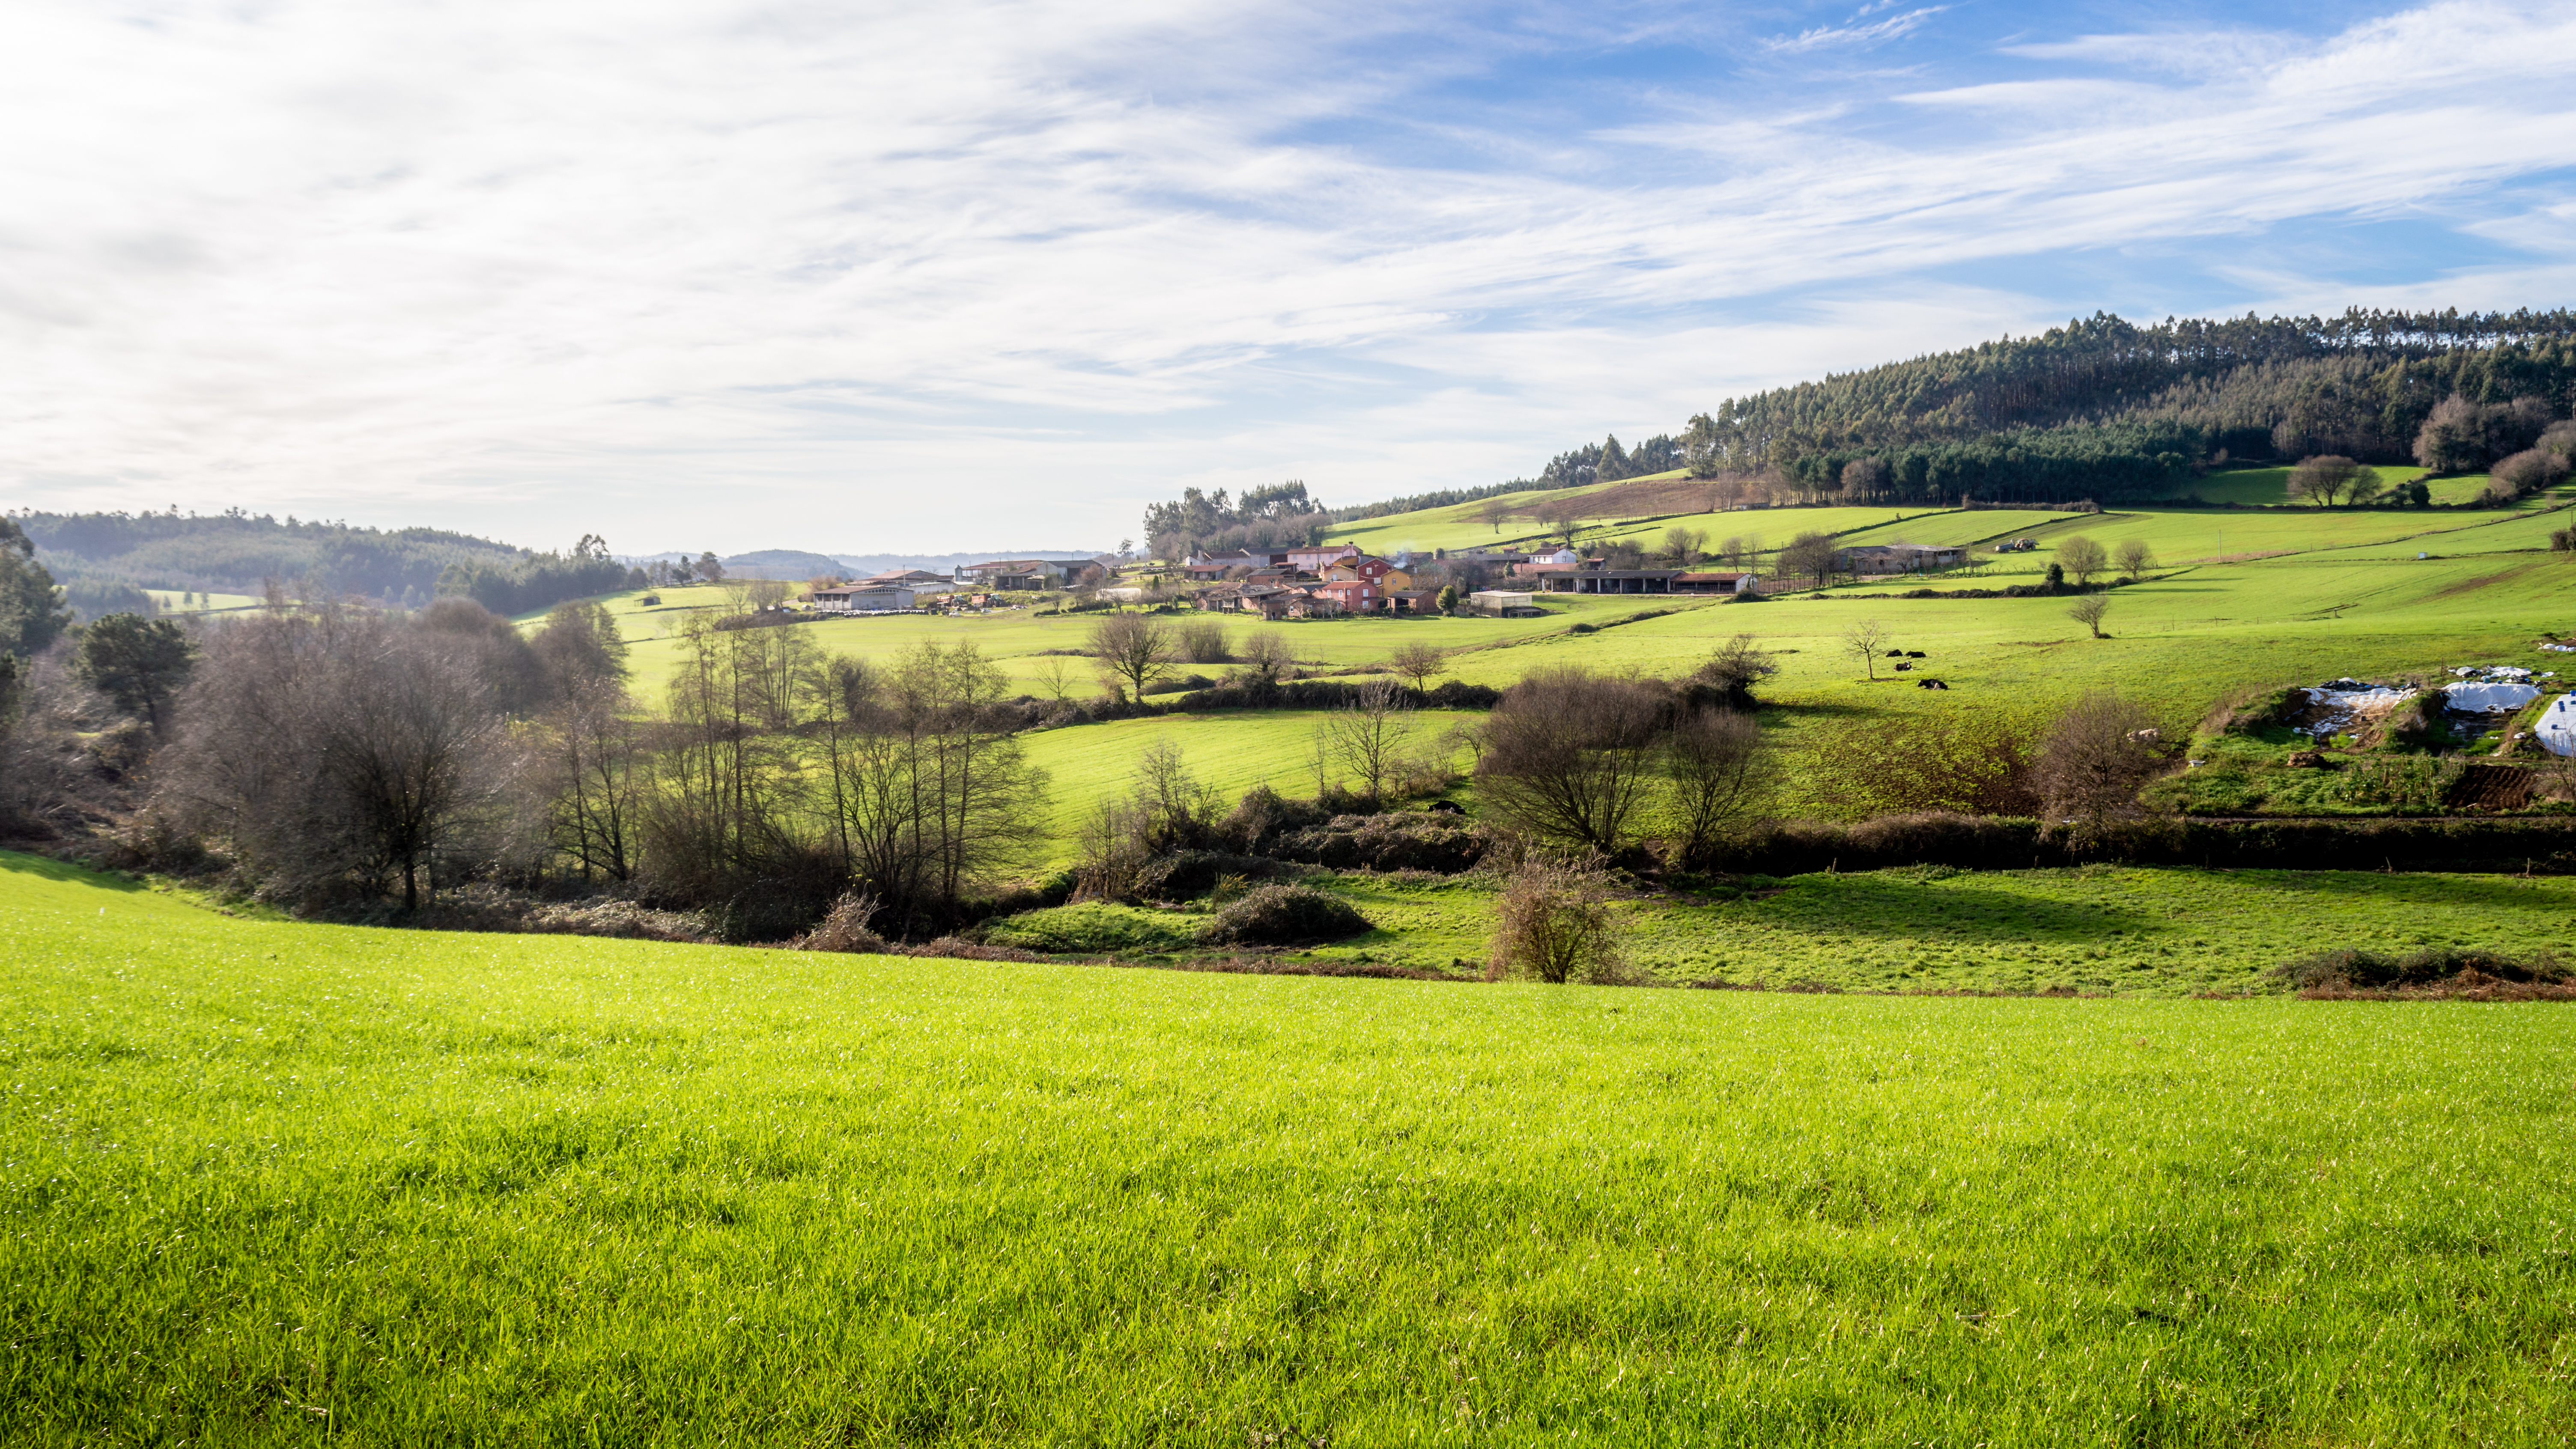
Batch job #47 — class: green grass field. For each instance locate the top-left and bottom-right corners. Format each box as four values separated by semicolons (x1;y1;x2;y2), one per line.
9;851;2576;1444
2180;464;2436;506
144;589;262;615
992;861;2576;991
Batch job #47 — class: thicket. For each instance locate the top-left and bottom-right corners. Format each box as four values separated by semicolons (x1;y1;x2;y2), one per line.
435;534;642;616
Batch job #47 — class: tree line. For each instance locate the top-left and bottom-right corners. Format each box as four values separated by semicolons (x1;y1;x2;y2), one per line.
13;507;533;609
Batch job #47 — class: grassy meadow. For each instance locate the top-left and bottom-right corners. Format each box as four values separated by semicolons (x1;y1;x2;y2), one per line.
9;851;2576;1444
994;861;2576;992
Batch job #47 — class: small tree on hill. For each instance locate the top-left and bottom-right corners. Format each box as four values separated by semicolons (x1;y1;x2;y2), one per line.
1387;642;1450;697
1090;612;1175;700
2068;594;2110;639
72;614;197;734
2031;690;2166;850
1840;618;1891;680
2290;454;2367;507
1240;629;1292;684
2114;540;2155;580
2057;537;2108;586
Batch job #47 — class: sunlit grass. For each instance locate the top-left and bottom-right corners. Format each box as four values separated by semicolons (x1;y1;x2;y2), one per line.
6;852;2573;1444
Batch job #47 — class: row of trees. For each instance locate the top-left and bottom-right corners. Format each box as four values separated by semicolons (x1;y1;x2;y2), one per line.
435;534;644;615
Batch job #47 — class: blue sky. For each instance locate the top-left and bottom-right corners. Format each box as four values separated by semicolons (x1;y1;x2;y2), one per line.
4;0;2573;554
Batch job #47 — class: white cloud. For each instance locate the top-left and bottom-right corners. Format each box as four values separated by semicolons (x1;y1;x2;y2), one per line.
1;0;2573;552
1765;6;1951;56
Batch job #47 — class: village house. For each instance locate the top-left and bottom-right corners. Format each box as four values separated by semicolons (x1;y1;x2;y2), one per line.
1386;587;1441;614
1311;578;1383;613
859;568;953;594
1322;555;1413;590
1285;543;1361;573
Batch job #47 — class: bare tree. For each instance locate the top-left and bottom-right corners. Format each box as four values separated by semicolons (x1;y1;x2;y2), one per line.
2056;537;2108;586
2290;455;2367;507
1090;611;1175;700
158;609;509;910
2113;540;2156;581
1840;618;1891;680
1660;526;1704;563
539;678;641;882
1778;531;1836;587
1474;668;1665;853
1534;498;1586;543
815;640;1049;936
1240;629;1293;684
1035;655;1076;704
1177;620;1234;665
2030;690;2167;848
2068;595;2110;638
1387;642;1450;697
1479;497;1514;535
1667;707;1766;869
1316;677;1415;805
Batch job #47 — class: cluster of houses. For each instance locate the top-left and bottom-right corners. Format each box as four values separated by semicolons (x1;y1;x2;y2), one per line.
799;537;1976;618
1178;543;1770;618
807;557;1107;613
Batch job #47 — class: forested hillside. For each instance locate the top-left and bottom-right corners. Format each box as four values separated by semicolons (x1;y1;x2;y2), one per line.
1136;309;2576;556
13;509;641;616
17;508;525;608
1681;308;2576;502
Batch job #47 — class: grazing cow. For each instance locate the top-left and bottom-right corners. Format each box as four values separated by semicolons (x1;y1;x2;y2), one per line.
1894;661;1913;672
1916;678;1948;689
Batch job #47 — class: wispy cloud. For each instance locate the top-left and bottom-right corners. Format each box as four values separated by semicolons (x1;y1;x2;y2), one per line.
1765;6;1950;55
2;0;2573;551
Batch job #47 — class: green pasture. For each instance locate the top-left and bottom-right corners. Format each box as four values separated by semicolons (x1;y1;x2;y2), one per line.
1020;710;1476;858
143;589;261;615
8;852;2576;1444
1325;469;1699;554
2180;464;2434;507
997;862;2576;994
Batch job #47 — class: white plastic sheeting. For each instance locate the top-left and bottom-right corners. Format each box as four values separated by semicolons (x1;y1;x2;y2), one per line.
2301;683;2416;737
2536;695;2576;757
2445;681;2541;713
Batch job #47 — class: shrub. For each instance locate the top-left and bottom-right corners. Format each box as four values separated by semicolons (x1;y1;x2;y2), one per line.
1271;812;1490;872
1177;621;1234;664
985;902;1201;954
2272;947;2572;993
1486;858;1625;984
1134;850;1280;899
793;891;888;953
1197;884;1371;945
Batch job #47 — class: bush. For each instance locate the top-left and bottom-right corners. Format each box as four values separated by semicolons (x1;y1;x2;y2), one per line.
1270;812;1491;872
1486;859;1625;984
2272;947;2572;993
984;902;1202;954
793;892;888;953
1197;885;1371;945
1134;850;1282;898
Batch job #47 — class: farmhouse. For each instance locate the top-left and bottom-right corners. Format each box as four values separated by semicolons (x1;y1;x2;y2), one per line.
1312;578;1383;613
1832;543;1967;574
1467;588;1542;617
808;585;915;612
955;558;1104;590
1387;587;1441;614
859;568;953;593
1673;571;1759;595
1322;555;1413;589
1530;566;1684;595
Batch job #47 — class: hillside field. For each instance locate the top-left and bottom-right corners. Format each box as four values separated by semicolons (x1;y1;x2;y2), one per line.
8;852;2576;1444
